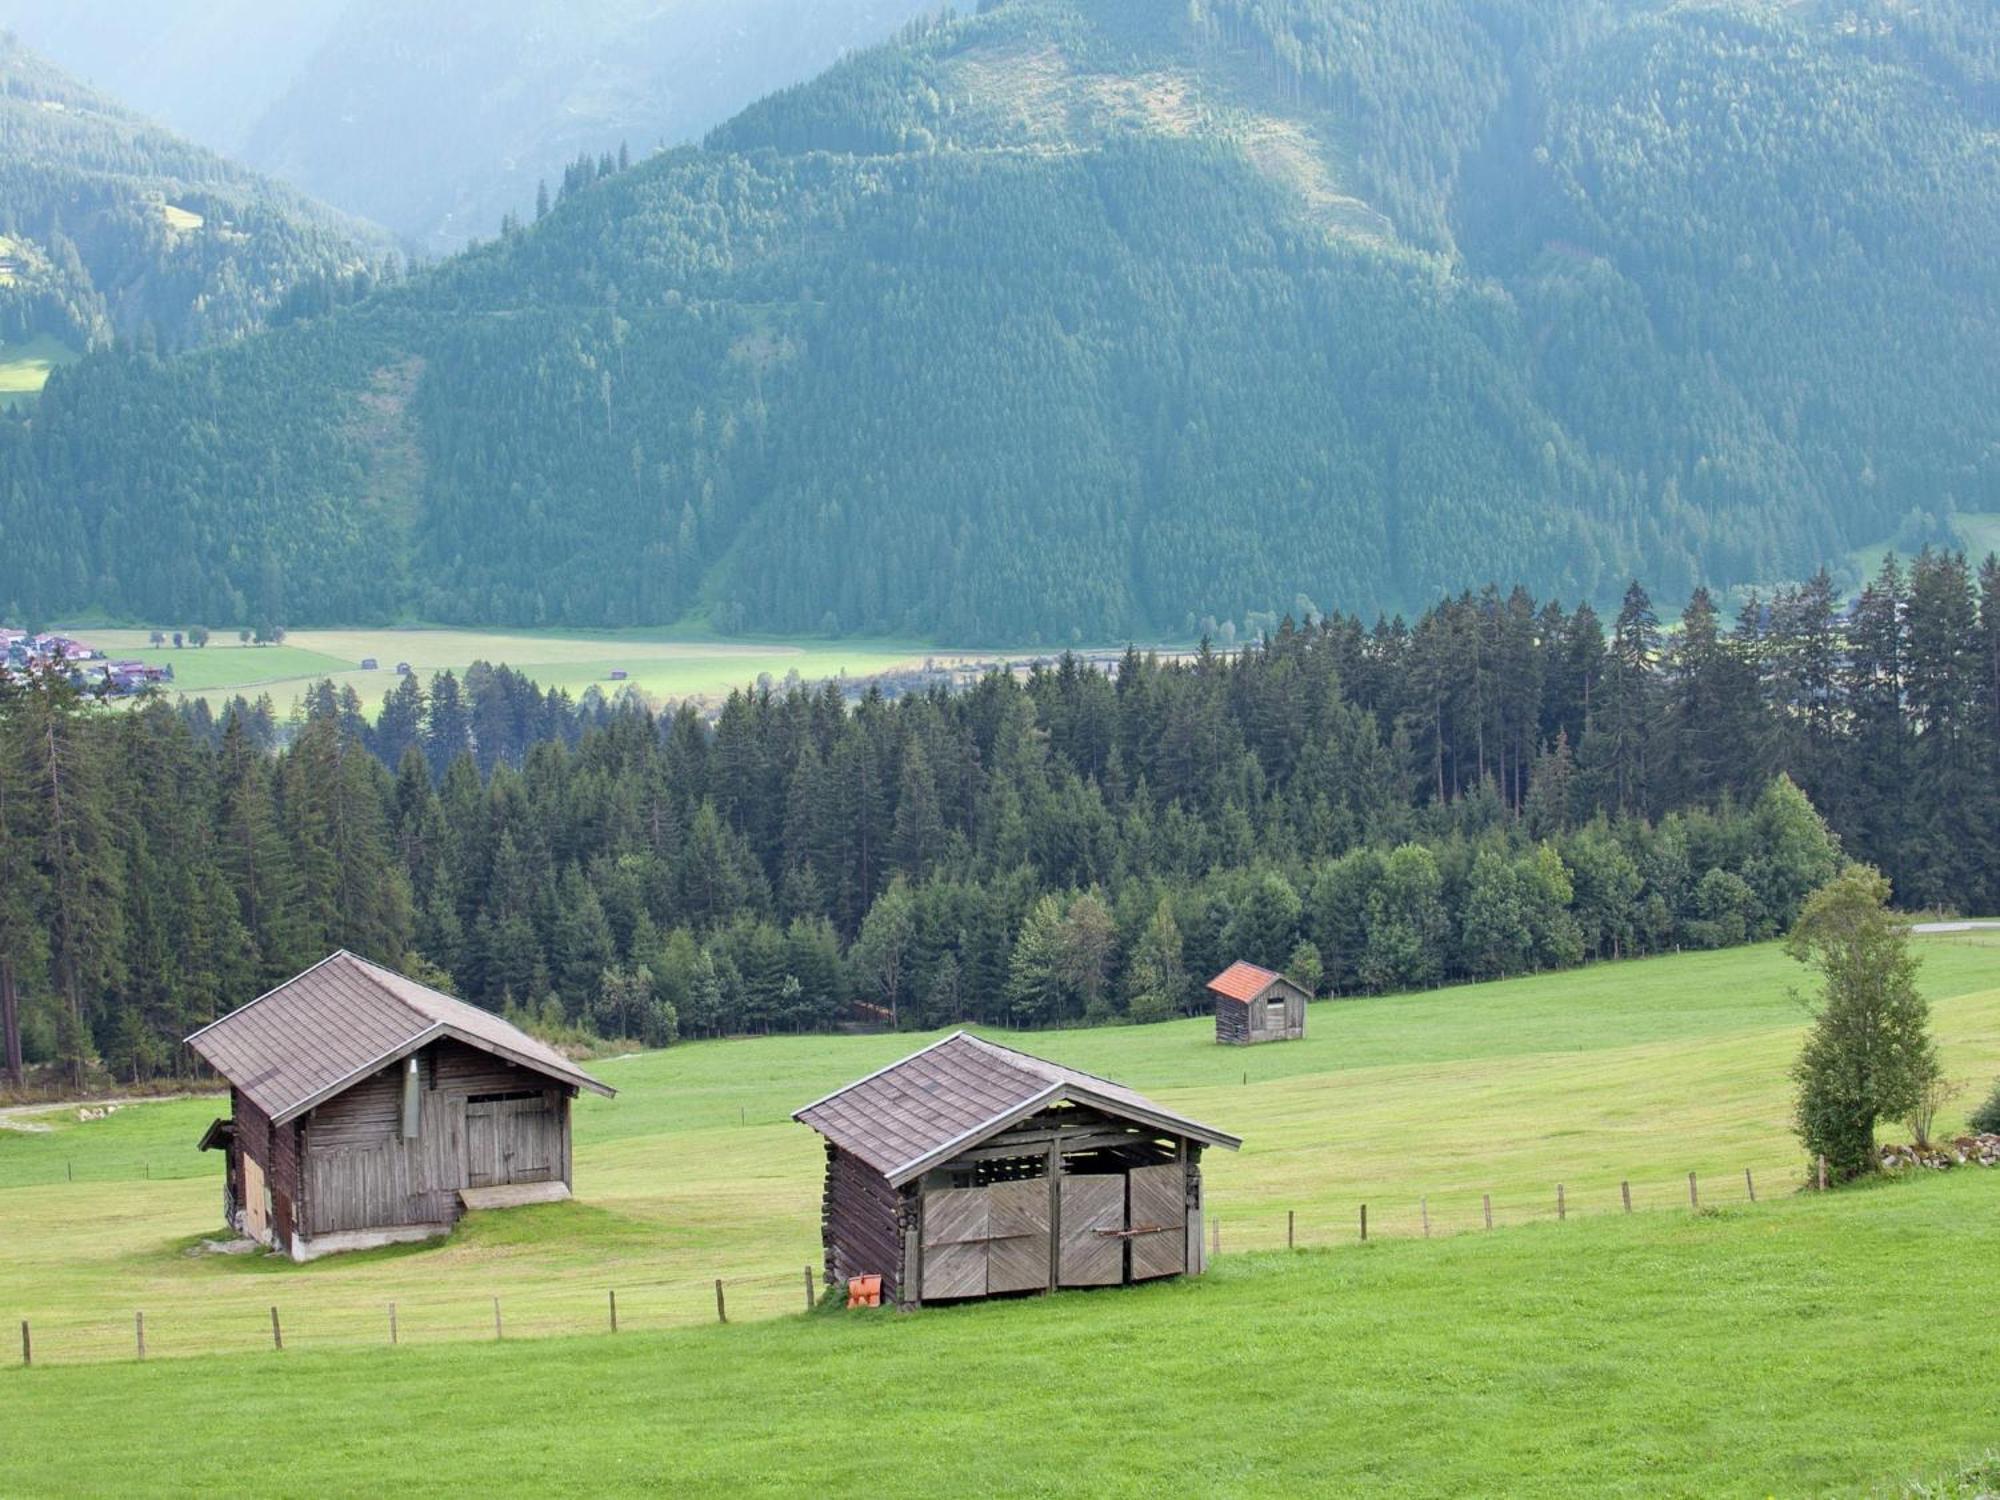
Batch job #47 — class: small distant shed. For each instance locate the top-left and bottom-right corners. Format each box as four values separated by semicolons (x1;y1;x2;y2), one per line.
1208;961;1309;1045
395;661;412;675
795;1032;1239;1308
609;669;629;681
359;658;378;671
187;951;614;1260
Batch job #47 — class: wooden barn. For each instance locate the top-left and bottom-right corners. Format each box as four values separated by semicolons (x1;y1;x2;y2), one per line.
1208;961;1310;1045
795;1032;1240;1309
187;951;615;1261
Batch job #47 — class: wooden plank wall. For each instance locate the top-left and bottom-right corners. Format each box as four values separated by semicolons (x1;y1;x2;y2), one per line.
821;1144;905;1301
298;1040;565;1238
1215;999;1250;1045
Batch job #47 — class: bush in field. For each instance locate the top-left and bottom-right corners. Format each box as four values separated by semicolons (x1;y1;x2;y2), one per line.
1788;866;1939;1181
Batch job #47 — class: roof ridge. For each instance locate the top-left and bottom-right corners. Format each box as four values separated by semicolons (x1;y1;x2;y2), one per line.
790;1030;972;1120
183;949;349;1044
341;948;453;1027
955;1030;1130;1093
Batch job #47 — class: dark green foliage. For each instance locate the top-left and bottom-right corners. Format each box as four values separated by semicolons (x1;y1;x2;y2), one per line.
1969;1082;2000;1137
1787;865;1938;1181
2;0;1994;635
8;548;2000;1078
0;35;386;356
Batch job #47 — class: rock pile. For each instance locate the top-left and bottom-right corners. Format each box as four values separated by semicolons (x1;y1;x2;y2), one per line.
74;1103;123;1122
1878;1134;2000;1170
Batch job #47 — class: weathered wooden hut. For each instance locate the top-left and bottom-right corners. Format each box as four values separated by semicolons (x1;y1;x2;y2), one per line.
1208;961;1310;1045
795;1032;1240;1308
187;951;615;1260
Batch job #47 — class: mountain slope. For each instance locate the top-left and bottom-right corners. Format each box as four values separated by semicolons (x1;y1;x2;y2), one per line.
1;0;1994;638
0;32;388;361
239;0;941;254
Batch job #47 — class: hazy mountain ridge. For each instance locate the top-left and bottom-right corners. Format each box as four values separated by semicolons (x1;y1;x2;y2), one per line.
0;32;388;355
0;0;1993;639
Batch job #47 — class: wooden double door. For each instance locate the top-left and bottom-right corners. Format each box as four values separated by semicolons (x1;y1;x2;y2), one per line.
920;1162;1187;1301
464;1090;559;1188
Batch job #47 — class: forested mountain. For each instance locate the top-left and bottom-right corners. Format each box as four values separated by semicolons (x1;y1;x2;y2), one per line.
0;33;387;359
1;0;1995;638
9;555;1998;1085
0;0;939;255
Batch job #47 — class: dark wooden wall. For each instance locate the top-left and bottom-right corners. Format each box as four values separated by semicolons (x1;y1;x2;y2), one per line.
820;1143;906;1302
232;1087;303;1251
1215;999;1250;1044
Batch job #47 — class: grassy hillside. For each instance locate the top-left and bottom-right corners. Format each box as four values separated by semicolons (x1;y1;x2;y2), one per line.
6;1171;1998;1497
0;331;76;408
2;0;1993;639
3;933;1996;1376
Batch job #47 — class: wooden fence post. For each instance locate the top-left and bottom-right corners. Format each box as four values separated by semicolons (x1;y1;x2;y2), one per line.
1621;1181;1632;1213
66;1160;72;1183
270;1306;283;1352
805;1265;816;1313
135;1311;145;1362
715;1279;727;1325
493;1297;503;1340
19;1319;28;1368
1420;1197;1430;1239
389;1302;398;1345
1687;1171;1699;1211
1557;1184;1566;1222
1818;1155;1828;1192
1744;1167;1756;1203
1359;1204;1368;1242
610;1290;619;1333
1211;1216;1220;1259
1287;1210;1295;1250
1482;1193;1493;1230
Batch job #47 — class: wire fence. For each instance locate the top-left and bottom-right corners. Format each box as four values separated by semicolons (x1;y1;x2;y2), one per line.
9;1155;1835;1370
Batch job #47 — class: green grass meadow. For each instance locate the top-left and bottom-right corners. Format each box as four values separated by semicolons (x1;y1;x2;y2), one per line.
2;932;1997;1495
0;332;79;408
68;626;958;715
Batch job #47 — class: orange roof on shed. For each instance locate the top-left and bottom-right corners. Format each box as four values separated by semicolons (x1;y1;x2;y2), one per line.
1207;961;1285;1003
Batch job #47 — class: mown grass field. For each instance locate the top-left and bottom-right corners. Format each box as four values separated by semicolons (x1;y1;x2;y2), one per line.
66;626;962;715
3;932;1997;1373
0;332;79;408
8;1170;1998;1498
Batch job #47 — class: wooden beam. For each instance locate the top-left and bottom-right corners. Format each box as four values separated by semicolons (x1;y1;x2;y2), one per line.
1045;1137;1061;1293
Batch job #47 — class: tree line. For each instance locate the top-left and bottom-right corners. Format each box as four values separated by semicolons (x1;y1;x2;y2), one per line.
10;556;1998;1088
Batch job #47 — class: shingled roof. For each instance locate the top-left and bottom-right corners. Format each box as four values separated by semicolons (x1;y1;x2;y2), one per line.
187;951;614;1125
1206;960;1287;1004
794;1032;1239;1187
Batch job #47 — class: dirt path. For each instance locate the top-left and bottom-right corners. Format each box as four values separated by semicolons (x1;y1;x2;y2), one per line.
0;1090;221;1125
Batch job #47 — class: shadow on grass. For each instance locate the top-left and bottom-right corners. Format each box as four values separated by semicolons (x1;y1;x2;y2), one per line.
152;1199;662;1276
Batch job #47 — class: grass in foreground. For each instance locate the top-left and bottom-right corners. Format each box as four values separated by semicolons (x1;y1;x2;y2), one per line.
1;934;1997;1371
4;1170;1996;1498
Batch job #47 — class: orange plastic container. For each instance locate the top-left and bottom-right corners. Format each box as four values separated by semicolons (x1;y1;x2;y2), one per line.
846;1274;883;1308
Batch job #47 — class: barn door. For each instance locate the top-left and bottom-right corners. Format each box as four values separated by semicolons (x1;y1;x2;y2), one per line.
465;1103;501;1188
1058;1174;1124;1286
1127;1162;1188;1280
921;1186;990;1301
985;1179;1052;1294
503;1095;556;1182
920;1181;1054;1300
